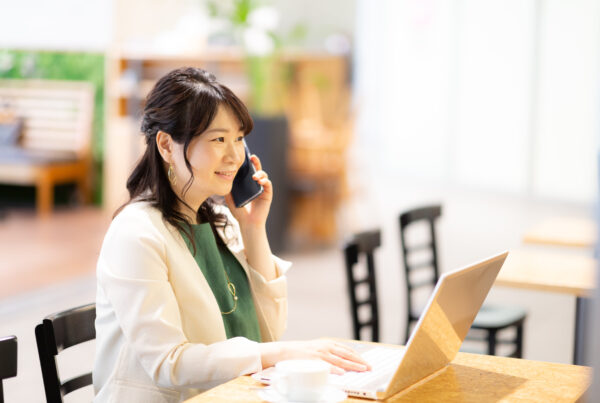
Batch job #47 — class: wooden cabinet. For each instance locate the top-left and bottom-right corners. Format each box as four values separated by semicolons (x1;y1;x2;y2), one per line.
105;49;352;247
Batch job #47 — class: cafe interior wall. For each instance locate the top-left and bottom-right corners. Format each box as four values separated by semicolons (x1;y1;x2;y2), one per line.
112;0;355;50
0;0;354;50
352;0;600;208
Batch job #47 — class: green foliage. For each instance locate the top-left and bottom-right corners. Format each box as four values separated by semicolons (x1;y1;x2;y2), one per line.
286;23;308;46
231;0;254;26
0;49;105;204
204;0;307;116
246;54;278;115
207;0;259;27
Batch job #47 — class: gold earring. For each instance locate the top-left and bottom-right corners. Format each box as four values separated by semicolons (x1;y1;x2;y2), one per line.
167;164;177;186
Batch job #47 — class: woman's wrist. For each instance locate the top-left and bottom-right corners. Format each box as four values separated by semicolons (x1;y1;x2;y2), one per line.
240;221;267;236
240;224;269;250
258;342;286;369
240;222;277;280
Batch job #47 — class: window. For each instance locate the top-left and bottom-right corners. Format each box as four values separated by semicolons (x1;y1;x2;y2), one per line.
354;0;600;204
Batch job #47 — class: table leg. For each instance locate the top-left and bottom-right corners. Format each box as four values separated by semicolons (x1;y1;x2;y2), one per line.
573;296;588;365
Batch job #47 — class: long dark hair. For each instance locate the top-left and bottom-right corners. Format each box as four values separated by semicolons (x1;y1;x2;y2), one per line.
116;67;254;248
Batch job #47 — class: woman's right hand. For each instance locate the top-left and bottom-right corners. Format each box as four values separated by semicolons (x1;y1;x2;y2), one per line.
258;340;371;375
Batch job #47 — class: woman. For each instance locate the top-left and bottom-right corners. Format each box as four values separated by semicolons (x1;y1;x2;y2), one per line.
93;67;368;402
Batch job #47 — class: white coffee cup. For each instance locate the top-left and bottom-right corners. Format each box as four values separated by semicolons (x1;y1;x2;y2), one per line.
273;359;330;402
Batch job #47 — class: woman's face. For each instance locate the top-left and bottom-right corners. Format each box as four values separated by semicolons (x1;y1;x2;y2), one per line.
170;104;246;209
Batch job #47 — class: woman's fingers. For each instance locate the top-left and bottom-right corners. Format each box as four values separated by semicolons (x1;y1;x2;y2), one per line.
329;365;345;375
314;342;370;373
324;352;369;372
252;171;272;194
250;154;262;171
249;155;271;188
264;340;371;375
330;344;371;370
252;170;269;184
312;353;347;374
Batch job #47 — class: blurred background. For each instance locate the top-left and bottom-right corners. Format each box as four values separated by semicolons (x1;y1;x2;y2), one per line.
0;0;598;401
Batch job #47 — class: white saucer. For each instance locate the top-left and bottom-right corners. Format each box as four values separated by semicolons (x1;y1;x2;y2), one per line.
257;385;347;403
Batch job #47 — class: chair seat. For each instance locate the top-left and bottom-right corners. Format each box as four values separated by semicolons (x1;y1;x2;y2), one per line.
472;304;527;329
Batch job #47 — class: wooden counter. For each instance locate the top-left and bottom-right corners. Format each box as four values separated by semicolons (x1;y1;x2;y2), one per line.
523;217;596;248
185;352;591;402
496;249;596;298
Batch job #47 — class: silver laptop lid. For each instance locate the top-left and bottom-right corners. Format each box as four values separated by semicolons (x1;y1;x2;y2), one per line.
381;251;508;399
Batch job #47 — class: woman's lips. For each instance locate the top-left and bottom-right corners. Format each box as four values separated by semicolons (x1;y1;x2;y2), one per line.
215;170;236;180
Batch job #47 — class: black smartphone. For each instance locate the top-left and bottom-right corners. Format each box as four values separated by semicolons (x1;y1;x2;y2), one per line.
231;141;264;207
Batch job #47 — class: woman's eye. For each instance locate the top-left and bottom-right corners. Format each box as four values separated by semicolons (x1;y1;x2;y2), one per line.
236;136;244;142
212;137;225;143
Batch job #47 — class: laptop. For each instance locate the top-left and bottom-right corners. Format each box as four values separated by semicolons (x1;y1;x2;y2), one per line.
254;251;508;400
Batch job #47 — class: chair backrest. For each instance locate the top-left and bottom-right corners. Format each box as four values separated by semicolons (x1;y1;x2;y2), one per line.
35;303;96;403
399;205;442;342
343;229;381;342
0;79;94;156
0;335;17;403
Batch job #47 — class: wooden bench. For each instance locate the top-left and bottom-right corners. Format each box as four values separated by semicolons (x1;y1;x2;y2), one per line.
0;79;94;216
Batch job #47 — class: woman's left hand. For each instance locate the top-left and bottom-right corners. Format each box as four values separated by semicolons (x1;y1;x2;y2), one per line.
225;154;273;228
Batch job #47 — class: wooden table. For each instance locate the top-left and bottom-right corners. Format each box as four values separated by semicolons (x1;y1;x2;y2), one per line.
496;249;597;365
185;351;591;402
523;217;596;248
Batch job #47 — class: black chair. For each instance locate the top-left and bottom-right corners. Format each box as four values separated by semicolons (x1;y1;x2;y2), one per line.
0;335;17;403
399;205;527;357
35;303;96;403
343;229;381;342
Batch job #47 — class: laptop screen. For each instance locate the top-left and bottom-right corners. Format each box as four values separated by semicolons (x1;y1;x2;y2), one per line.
383;252;507;398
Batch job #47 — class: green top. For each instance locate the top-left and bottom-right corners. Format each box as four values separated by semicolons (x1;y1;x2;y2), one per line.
179;223;262;342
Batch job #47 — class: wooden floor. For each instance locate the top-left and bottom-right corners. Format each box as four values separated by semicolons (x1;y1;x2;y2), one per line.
0;206;112;299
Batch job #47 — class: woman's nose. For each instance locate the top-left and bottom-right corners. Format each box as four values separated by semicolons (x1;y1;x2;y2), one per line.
225;142;244;164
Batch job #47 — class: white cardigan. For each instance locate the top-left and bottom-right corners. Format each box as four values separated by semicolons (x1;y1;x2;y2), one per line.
93;202;290;402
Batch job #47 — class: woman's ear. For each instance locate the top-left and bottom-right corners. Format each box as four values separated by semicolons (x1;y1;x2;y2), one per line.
156;130;173;163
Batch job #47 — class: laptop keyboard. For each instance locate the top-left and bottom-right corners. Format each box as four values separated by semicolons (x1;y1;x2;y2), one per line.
332;346;406;390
